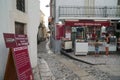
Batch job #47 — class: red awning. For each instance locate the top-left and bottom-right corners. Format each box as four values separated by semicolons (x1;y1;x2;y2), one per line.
65;20;110;27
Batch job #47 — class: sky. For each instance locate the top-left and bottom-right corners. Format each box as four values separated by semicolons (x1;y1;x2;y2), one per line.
40;0;50;30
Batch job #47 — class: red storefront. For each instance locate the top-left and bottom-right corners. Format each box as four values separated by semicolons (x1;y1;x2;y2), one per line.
64;20;110;40
60;20;117;54
65;20;110;26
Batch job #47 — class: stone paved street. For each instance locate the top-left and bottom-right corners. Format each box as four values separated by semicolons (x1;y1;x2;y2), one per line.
61;50;120;80
37;40;81;80
34;40;120;80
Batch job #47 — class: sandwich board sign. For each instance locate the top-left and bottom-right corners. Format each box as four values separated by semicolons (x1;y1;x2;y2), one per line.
3;33;34;80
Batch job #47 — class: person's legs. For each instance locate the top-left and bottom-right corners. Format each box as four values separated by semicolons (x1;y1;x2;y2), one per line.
105;47;109;56
95;48;99;57
105;43;109;56
95;48;97;56
96;48;99;56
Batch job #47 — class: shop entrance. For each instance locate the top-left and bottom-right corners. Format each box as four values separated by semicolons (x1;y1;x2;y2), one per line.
71;27;85;49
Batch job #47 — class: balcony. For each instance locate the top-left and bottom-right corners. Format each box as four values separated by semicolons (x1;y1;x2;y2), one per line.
59;6;120;20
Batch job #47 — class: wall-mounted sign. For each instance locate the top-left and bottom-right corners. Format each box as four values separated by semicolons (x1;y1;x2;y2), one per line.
65;21;110;26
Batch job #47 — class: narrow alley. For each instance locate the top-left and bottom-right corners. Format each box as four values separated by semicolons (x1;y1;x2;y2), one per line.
1;0;120;80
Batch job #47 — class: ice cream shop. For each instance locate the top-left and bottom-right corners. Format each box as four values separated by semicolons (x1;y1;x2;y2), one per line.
61;20;117;55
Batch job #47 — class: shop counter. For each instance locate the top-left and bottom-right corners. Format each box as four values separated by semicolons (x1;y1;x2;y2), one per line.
74;41;116;56
75;41;88;55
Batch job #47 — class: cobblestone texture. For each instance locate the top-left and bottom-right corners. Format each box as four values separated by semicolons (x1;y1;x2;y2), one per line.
38;41;80;80
36;40;120;80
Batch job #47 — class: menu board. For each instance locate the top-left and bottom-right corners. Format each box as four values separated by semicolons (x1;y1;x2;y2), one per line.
13;46;33;80
3;33;34;80
3;33;29;48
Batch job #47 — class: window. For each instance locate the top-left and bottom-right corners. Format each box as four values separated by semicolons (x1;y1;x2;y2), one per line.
15;22;25;34
16;0;25;12
118;0;120;5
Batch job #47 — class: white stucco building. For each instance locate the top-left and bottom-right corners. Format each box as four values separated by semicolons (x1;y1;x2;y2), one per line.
49;0;120;52
51;0;120;22
0;0;40;79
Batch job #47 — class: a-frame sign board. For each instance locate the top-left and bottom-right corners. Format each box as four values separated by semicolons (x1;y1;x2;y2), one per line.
3;33;34;80
4;48;18;80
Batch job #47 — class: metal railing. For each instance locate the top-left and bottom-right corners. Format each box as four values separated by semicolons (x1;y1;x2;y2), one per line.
59;6;120;18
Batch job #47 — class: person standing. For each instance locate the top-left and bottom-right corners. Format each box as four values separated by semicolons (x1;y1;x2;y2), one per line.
105;33;110;56
94;39;100;57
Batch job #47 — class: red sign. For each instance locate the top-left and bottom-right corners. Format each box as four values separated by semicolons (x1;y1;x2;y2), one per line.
3;33;29;48
3;33;33;80
3;33;16;48
12;46;33;80
56;24;64;40
65;20;110;26
15;34;29;47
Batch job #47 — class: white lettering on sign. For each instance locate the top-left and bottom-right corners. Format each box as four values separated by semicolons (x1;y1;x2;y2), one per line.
14;46;27;51
15;38;28;40
6;38;15;42
74;23;101;26
17;35;26;37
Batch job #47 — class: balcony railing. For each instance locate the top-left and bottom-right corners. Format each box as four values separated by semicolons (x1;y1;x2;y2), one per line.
59;6;120;18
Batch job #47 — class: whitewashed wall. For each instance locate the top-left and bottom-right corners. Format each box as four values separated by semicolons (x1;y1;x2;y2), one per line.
95;0;117;6
0;0;12;79
56;0;84;22
57;0;84;6
55;0;118;22
0;0;40;79
27;0;40;68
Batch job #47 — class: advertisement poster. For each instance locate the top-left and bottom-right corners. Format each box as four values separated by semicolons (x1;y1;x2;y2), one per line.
13;46;33;80
3;33;33;80
3;33;29;48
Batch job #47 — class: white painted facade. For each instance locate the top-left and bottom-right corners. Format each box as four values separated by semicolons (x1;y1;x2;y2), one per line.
54;0;118;22
0;0;40;79
95;0;118;6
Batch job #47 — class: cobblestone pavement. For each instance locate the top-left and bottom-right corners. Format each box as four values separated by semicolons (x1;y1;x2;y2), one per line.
61;53;120;80
37;40;120;80
37;40;81;80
